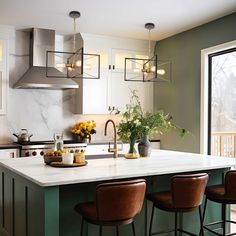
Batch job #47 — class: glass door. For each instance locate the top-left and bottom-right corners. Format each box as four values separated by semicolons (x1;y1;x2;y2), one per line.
208;48;236;156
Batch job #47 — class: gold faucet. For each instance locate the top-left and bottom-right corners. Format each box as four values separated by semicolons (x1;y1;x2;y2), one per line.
104;119;118;158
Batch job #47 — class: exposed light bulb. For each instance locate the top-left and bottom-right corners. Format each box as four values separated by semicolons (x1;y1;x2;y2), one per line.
157;69;166;75
75;60;82;67
151;66;156;72
56;63;66;68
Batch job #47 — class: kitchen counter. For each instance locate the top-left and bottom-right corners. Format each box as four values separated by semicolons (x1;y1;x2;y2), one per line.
0;149;235;236
0;150;236;187
87;139;160;145
0;143;20;149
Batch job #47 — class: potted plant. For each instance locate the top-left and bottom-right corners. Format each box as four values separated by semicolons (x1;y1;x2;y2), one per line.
117;90;187;158
71;120;96;143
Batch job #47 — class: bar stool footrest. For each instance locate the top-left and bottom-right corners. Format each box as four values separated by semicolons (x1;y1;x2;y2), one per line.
204;220;236;227
150;229;175;235
203;219;236;236
151;228;199;236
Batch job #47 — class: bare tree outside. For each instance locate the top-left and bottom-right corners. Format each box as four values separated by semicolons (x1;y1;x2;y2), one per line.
211;49;236;157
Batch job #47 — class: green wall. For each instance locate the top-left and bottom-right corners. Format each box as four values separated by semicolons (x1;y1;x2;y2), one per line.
154;12;236;153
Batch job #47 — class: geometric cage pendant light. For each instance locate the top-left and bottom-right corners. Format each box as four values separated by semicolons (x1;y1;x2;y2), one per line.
124;23;171;82
46;11;100;80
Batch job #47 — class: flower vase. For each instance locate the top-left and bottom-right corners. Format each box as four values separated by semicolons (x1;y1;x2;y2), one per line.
81;137;90;143
74;135;90;143
124;139;140;159
138;136;152;157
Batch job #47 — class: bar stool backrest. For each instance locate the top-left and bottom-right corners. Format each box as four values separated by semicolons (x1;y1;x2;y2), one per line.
225;170;236;198
96;179;146;222
171;173;208;209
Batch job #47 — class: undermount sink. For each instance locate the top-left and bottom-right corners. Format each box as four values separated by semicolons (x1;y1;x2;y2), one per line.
86;154;124;159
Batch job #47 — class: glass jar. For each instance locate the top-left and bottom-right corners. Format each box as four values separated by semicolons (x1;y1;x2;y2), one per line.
74;150;86;164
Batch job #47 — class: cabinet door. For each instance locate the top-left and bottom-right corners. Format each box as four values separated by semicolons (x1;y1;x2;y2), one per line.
109;50;153;113
109;72;153;113
82;48;110;114
0;39;7;115
111;49;135;74
111;49;149;74
0;149;19;159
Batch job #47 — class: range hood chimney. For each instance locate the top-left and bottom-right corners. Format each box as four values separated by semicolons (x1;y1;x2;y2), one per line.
14;28;79;89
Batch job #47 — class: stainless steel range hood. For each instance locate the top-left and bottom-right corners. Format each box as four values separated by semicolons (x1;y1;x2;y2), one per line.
14;28;79;89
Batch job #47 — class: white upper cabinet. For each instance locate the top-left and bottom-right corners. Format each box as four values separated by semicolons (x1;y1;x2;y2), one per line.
0;39;7;115
75;34;154;114
109;49;153;113
78;47;110;114
109;72;153;113
111;49;134;73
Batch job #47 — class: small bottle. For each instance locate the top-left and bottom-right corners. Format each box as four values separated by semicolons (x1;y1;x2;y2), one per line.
74;150;86;164
80;150;85;163
53;132;64;151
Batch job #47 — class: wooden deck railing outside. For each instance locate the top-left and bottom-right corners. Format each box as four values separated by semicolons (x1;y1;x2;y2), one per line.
211;132;236;157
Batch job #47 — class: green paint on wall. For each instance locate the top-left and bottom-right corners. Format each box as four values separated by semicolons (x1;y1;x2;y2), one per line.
154;13;236;153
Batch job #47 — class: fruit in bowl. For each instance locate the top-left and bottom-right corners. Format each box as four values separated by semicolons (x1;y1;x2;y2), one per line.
44;150;69;164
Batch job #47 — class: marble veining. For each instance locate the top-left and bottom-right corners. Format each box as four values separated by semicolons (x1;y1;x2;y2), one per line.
0;150;236;187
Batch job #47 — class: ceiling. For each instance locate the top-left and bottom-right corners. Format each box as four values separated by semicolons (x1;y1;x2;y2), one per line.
0;0;235;41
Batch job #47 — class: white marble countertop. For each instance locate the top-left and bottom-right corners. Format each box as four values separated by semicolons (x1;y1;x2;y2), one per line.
1;150;236;187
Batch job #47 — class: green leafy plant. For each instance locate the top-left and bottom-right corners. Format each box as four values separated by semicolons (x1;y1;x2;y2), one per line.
117;90;187;146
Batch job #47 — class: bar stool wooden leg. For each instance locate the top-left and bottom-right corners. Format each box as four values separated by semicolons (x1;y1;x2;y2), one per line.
116;226;119;236
132;221;136;236
174;212;178;236
149;204;155;236
80;217;84;236
99;225;102;236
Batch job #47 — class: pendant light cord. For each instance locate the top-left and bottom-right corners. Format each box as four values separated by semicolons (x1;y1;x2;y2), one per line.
148;29;151;58
73;17;76;52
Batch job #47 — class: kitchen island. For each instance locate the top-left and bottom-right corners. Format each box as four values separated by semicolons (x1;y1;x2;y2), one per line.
0;149;236;236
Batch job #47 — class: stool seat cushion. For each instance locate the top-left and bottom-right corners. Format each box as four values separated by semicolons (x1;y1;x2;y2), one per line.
75;202;98;221
147;191;197;212
205;185;236;204
74;201;135;226
147;191;172;210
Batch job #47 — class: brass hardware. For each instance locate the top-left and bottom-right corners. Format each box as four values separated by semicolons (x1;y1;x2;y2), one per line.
109;65;111;70
112;65;115;70
104;120;118;158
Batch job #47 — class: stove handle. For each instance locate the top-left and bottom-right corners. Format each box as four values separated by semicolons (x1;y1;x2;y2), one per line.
10;152;15;158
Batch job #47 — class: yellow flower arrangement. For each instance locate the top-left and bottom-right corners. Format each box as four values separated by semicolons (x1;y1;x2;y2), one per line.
71;120;96;140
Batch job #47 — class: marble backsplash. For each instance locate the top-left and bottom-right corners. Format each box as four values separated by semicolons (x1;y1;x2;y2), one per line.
0;30;119;144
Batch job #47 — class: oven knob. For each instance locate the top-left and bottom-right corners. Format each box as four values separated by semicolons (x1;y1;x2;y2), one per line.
32;151;37;156
40;151;44;156
25;151;30;157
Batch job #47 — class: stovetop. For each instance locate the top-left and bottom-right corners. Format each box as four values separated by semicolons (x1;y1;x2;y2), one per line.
14;140;82;146
16;140;87;157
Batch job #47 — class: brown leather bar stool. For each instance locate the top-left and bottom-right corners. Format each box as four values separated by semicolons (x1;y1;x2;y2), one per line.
147;173;209;236
202;170;236;236
74;179;146;236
